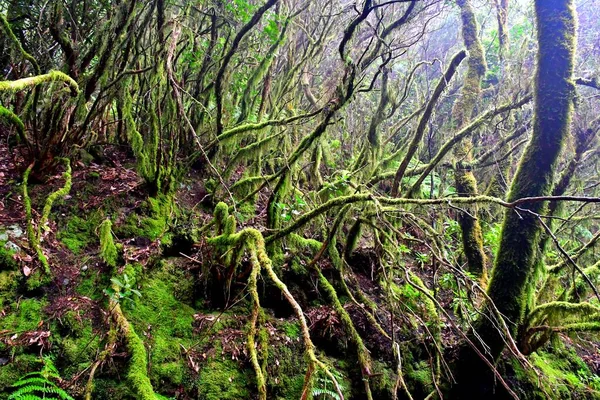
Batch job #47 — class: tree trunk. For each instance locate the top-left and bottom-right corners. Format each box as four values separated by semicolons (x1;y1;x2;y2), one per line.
449;0;577;395
452;0;488;277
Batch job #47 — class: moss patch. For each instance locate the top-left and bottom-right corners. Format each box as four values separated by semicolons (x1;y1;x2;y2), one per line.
121;265;196;396
0;298;46;333
197;359;252;400
0;354;40;397
58;213;102;255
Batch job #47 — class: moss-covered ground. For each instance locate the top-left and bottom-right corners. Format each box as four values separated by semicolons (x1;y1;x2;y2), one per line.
1;148;599;400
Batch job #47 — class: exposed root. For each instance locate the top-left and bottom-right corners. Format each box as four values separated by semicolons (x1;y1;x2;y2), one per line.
208;202;346;400
109;281;157;399
85;328;117;400
23;158;72;274
317;269;374;400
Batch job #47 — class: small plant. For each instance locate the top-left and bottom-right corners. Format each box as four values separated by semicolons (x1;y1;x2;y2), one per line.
483;222;502;257
311;369;345;400
8;357;74;400
277;194;306;222
103;274;142;306
439;272;478;324
415;252;430;266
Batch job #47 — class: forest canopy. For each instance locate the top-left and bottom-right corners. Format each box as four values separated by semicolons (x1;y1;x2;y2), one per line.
1;0;600;399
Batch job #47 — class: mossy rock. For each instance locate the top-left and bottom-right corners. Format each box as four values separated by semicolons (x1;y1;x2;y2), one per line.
115;196;175;244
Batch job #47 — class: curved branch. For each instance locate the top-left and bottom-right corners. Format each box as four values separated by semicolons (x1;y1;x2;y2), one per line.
391;50;467;196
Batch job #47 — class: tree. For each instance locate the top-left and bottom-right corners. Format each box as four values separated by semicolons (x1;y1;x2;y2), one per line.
450;0;578;396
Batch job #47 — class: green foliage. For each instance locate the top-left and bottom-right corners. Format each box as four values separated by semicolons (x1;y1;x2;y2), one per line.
263;19;280;43
276;194;306;222
311;369;346;400
439;272;478;323
104;274;141;306
224;0;259;23
483;221;502;257
7;357;74;400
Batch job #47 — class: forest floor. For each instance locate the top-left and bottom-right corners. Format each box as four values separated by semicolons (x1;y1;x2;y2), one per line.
1;137;600;399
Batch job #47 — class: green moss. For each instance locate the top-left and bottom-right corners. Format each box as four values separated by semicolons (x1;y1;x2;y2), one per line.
281;321;301;339
154;361;184;386
407;360;433;393
100;219;118;267
0;243;17;270
116;196;175;243
263;337;308;399
0;354;40;396
58;213;102;255
76;267;110;300
120;269;196;394
88;379;134;400
0;298;46;332
55;315;101;372
153;260;195;304
512;346;600;399
0;271;17;295
370;360;396;398
197;359;251;400
0;70;78;94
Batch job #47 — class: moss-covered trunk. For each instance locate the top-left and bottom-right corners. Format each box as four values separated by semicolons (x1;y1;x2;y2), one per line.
450;0;576;395
452;0;487;277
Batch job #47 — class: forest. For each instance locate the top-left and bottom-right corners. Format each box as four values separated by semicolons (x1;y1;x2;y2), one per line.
1;0;600;398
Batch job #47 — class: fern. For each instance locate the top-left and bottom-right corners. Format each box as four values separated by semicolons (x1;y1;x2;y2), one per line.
8;358;74;400
311;369;346;400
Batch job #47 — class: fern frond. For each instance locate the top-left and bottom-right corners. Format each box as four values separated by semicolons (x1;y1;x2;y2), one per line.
7;394;44;400
12;376;54;388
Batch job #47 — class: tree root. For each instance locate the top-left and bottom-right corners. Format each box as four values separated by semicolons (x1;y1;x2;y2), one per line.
23;158;72;274
84;328;117;400
316;269;374;400
109;282;157;399
208;203;346;400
